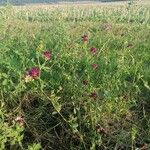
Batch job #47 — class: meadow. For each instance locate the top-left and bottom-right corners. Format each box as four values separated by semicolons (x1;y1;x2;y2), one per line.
0;1;150;150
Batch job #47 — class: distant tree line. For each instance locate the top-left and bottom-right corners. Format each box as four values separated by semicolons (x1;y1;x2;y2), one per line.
0;0;130;5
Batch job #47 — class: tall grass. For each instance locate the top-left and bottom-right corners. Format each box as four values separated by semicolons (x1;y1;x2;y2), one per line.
0;2;150;150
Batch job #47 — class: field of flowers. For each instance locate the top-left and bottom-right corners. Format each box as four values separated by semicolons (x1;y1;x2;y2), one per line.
0;2;150;150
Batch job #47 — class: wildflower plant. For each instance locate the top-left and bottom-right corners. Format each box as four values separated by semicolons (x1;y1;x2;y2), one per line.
0;2;150;150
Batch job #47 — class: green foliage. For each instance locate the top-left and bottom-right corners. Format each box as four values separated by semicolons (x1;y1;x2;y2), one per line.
28;143;42;150
0;102;24;149
0;2;150;149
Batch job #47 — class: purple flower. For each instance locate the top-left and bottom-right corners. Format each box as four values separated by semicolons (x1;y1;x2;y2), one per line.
43;50;51;60
90;92;97;100
28;67;40;78
90;47;97;54
92;64;98;70
82;35;88;42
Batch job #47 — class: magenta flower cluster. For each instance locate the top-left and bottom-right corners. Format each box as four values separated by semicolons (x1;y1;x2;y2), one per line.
25;35;99;100
28;67;40;78
81;35;99;100
90;47;97;54
43;50;51;60
25;50;51;80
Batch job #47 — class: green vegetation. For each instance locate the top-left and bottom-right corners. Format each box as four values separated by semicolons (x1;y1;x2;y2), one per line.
0;2;150;150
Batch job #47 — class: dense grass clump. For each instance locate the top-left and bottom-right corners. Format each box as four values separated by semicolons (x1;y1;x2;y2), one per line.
0;2;150;150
